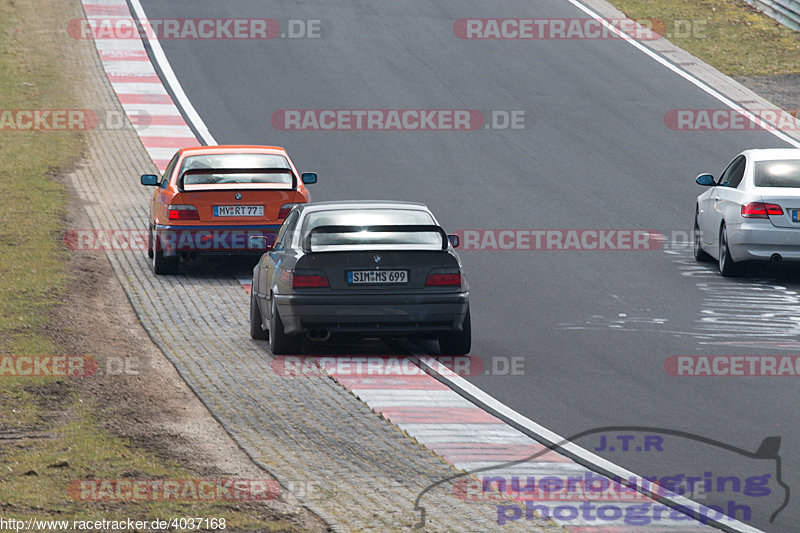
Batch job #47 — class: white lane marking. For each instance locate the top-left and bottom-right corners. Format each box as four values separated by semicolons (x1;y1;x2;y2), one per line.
131;124;198;137
121;103;183;115
101;60;158;75
127;0;216;145
352;389;478;408
141;146;182;161
567;0;800;149
92;38;142;51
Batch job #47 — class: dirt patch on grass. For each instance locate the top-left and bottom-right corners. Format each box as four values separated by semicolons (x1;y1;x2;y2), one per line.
734;73;800;112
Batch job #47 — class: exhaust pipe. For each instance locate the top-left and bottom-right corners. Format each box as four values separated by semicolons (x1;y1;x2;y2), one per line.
771;253;783;263
306;328;331;343
179;252;199;264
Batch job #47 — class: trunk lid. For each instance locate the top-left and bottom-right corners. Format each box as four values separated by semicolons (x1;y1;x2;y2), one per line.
296;250;460;292
756;188;800;228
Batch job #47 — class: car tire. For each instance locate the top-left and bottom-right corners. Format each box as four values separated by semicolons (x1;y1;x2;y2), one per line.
147;226;154;259
693;215;712;262
249;289;268;340
439;306;471;355
718;224;739;277
269;298;300;355
151;228;178;275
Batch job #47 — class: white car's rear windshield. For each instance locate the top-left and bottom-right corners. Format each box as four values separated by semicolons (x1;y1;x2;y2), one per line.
754;159;800;188
302;208;441;249
180;153;293;190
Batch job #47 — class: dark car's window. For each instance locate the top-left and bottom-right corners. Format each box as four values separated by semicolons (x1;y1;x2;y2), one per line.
161;152;180;189
277;210;300;249
754;159;800;188
179;153;293;187
719;155;745;187
301;208;440;248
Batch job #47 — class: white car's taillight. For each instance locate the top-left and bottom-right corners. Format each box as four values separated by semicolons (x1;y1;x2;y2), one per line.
741;202;783;218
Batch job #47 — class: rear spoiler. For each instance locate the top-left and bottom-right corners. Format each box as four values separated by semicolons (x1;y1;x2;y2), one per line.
179;167;296;191
302;224;449;253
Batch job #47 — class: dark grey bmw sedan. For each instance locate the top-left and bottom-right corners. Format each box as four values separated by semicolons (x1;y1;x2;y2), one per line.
249;201;470;355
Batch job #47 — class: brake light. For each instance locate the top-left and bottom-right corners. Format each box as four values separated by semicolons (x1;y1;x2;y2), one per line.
278;203;299;219
168;204;199;220
292;274;329;288
426;273;461;286
741;202;783;218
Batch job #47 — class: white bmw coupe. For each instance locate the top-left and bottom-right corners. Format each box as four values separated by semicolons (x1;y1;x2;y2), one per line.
694;148;800;276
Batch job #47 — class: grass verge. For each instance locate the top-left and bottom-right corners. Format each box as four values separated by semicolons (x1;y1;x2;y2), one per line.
0;1;307;530
610;0;800;77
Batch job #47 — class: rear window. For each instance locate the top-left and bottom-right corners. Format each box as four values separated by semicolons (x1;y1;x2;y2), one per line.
179;153;294;190
754;160;800;188
301;208;441;249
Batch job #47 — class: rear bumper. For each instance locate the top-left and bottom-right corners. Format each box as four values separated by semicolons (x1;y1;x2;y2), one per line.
274;292;469;335
154;224;280;256
727;222;800;262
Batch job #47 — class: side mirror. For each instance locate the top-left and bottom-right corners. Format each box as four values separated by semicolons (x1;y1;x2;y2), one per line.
141;174;159;186
695;173;715;186
448;234;460;248
301;172;318;184
248;235;269;251
271;242;286;253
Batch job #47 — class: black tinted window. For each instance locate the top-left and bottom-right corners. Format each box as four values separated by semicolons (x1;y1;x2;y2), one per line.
719;156;745;187
728;158;746;188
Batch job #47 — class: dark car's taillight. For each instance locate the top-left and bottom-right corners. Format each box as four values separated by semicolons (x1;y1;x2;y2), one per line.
168;204;199;220
741;202;783;218
292;273;329;288
426;268;462;287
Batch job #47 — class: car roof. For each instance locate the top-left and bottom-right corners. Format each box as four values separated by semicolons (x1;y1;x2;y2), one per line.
742;148;800;162
296;201;431;213
178;145;288;156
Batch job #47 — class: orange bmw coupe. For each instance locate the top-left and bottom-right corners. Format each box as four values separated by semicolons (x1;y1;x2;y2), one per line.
141;145;317;274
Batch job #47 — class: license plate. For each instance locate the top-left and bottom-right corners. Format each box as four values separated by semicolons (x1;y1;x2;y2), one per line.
793;209;800;222
347;270;408;284
214;205;264;217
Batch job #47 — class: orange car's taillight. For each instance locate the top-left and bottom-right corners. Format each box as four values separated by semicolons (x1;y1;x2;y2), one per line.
168;204;199;220
278;203;300;219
